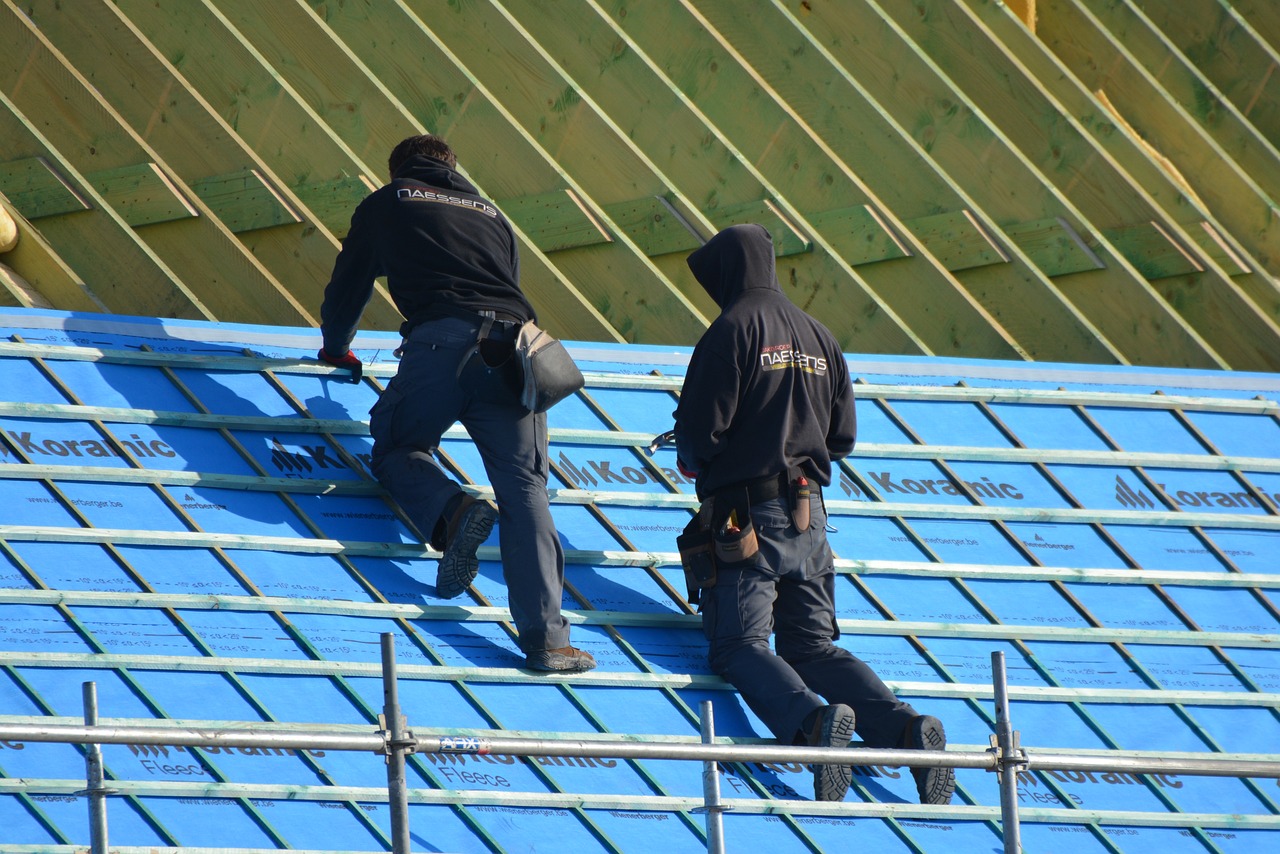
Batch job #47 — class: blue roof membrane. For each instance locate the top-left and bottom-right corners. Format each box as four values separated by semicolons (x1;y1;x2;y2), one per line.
0;310;1278;852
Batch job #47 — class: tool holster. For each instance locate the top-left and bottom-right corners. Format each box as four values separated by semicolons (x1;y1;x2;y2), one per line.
677;500;717;606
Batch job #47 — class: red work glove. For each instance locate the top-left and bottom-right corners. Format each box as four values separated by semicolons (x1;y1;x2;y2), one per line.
317;348;363;383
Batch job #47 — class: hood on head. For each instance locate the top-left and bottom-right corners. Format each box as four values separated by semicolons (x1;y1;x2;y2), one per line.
686;224;780;307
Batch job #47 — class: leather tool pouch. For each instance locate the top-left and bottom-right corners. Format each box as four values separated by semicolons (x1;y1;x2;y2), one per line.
711;489;759;565
516;320;584;413
677;501;716;606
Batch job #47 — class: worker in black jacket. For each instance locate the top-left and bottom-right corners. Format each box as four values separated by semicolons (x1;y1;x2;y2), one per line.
317;134;594;673
674;224;953;803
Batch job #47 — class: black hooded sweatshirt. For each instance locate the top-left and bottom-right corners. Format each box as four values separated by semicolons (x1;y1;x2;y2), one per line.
319;154;535;355
674;224;857;501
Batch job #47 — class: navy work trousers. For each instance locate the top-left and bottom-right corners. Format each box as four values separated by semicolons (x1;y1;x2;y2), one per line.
701;493;917;747
368;316;570;653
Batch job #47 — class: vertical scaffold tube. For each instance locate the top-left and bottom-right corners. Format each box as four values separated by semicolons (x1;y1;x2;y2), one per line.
83;682;108;854
992;651;1022;854
700;700;726;854
382;633;411;854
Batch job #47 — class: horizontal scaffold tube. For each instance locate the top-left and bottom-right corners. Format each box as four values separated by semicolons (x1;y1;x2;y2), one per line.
3;723;1279;780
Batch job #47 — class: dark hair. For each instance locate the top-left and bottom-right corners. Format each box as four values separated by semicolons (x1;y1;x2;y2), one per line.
388;134;457;176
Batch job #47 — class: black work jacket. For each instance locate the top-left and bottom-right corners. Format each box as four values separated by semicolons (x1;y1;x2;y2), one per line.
319;155;534;354
674;224;857;500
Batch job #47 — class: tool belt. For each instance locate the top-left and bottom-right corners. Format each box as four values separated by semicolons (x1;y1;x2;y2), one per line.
677;468;815;605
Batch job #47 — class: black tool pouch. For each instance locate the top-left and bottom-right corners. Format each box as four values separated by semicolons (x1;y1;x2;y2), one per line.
516;321;584;413
677;502;716;606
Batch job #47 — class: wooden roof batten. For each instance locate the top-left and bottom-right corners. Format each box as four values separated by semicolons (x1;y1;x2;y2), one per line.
1;2;323;328
1030;0;1280;325
484;0;940;355
0;0;1272;370
772;0;1269;371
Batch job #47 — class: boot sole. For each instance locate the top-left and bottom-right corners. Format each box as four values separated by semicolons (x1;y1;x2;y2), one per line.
525;652;597;672
435;502;497;598
813;706;856;801
910;716;957;805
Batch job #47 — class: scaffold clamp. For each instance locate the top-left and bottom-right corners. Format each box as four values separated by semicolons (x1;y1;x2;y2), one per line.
989;730;1029;782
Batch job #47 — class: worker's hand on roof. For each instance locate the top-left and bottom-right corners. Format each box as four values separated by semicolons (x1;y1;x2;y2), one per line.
317;348;364;383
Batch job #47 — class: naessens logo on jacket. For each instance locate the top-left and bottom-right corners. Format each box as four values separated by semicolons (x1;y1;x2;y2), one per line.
396;187;498;218
759;343;827;375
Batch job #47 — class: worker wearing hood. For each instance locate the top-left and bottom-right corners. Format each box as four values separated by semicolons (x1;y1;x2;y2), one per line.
673;225;953;805
674;224;856;500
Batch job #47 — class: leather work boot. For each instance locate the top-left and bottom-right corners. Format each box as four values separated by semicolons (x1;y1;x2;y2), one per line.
435;495;498;599
525;646;597;672
808;704;856;802
903;714;956;805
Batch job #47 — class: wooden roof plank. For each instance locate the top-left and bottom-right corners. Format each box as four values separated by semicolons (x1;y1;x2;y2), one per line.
0;262;33;308
0;156;91;219
0;3;315;327
906;210;1011;273
88;161;199;227
697;0;1218;366
204;0;630;344
1139;0;1280;149
845;0;1280;370
1029;0;1280;327
711;199;812;257
189;168;301;233
1190;221;1252;277
808;205;912;267
0;94;211;321
556;0;1038;358
1227;0;1280;53
601;196;703;257
1002;217;1106;277
500;189;614;253
1100;221;1205;280
291;174;377;240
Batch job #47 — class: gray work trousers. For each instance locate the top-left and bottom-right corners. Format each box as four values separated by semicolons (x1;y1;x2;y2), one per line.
701;493;917;747
368;315;570;653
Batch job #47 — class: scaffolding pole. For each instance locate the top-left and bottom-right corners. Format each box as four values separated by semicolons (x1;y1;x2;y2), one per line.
5;722;1279;780
992;651;1027;854
380;633;412;854
80;682;108;854
5;648;1280;854
697;700;727;854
